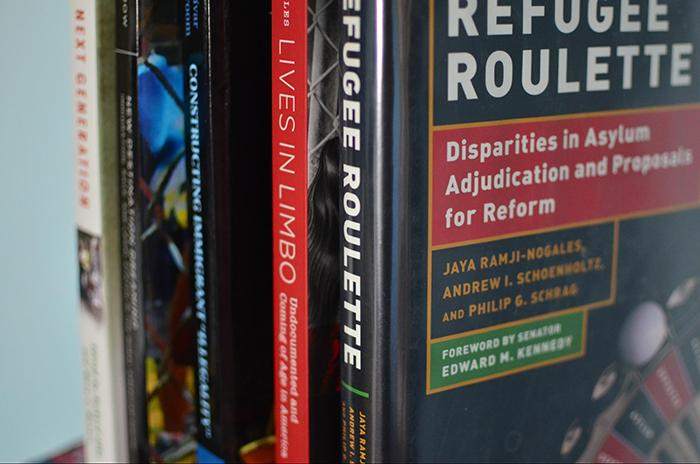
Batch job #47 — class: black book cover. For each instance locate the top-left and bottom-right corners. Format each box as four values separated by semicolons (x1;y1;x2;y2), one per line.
340;1;700;462
115;0;147;459
182;1;273;462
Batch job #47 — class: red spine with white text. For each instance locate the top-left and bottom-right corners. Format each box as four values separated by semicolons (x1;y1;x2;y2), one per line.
272;0;341;461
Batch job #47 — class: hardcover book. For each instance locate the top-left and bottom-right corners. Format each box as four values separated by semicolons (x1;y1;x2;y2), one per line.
72;1;128;461
182;0;274;462
272;0;342;461
116;1;196;461
339;1;700;462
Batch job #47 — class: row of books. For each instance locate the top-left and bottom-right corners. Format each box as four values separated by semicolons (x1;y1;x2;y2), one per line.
73;0;700;462
74;1;271;462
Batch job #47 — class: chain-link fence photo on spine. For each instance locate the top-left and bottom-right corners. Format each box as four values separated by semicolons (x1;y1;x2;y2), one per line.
306;1;343;461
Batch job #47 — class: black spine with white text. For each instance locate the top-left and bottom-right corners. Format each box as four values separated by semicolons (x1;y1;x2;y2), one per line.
182;0;274;462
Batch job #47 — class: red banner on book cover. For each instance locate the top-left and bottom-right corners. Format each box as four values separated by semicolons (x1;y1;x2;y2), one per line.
432;106;700;247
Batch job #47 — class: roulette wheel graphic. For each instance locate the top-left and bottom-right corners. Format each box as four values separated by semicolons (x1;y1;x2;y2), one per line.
563;277;700;463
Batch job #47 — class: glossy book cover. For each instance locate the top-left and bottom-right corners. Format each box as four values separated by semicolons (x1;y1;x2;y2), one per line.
272;0;342;461
339;1;700;462
182;1;274;462
117;1;196;461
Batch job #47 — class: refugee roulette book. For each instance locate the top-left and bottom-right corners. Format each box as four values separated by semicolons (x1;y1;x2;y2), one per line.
337;0;700;462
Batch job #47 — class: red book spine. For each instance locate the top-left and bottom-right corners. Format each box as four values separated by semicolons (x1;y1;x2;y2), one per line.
272;0;310;462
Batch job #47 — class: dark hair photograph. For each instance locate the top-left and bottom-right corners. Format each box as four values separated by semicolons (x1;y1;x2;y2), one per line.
308;136;340;331
305;2;341;462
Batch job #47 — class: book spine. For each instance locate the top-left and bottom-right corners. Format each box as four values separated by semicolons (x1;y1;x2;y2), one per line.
340;1;395;462
272;0;310;461
222;2;275;461
72;0;127;461
115;0;148;461
182;0;220;460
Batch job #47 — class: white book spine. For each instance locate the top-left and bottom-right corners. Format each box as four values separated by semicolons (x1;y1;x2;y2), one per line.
71;1;128;461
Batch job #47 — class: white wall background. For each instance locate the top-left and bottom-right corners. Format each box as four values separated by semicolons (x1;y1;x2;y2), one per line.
0;0;84;460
